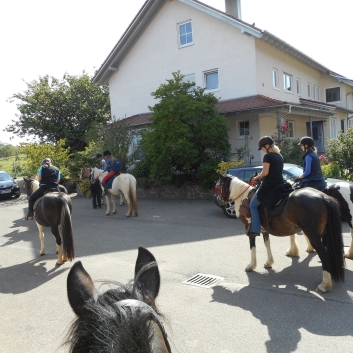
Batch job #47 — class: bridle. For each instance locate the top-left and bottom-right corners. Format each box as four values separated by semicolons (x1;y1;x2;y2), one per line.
115;299;171;353
90;168;104;183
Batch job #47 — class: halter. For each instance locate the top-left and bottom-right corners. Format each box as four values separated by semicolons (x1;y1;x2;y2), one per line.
115;299;171;353
91;168;104;183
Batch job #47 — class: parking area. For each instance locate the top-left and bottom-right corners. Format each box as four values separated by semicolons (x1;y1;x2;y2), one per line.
1;194;353;352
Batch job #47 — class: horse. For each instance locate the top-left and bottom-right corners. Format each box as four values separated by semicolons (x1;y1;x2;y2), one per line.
65;246;171;353
91;167;138;217
289;181;353;259
23;177;75;265
218;174;345;293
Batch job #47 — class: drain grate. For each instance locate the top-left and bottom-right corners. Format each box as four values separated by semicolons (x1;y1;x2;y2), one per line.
182;273;224;288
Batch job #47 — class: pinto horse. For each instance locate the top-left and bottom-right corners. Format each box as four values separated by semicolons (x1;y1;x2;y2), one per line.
65;246;171;353
219;174;345;293
23;177;74;265
91;167;138;217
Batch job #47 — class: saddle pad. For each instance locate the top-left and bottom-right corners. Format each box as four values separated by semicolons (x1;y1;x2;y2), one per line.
33;197;42;211
270;196;288;217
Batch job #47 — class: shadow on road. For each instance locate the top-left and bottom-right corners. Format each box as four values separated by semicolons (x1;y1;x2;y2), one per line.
211;253;353;352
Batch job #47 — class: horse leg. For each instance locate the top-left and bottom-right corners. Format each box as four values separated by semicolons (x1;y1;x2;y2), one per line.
112;195;117;214
37;222;45;256
51;226;65;265
120;194;125;206
303;232;315;253
345;227;353;259
307;235;333;293
285;234;300;256
105;194;111;215
124;195;132;217
262;232;274;268
245;236;257;272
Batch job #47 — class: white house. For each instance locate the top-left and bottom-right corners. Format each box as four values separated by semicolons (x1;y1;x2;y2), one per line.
92;0;353;164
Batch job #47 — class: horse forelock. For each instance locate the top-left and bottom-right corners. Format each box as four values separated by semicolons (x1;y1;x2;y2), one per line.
66;283;166;353
229;177;254;218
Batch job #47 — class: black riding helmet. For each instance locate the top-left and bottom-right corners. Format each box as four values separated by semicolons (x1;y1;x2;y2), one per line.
258;136;275;150
299;136;314;148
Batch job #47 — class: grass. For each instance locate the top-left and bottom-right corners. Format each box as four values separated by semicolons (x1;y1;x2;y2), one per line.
0;155;25;176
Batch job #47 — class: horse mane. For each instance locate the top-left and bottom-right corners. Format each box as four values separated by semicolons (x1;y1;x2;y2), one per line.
229;177;254;218
64;262;168;353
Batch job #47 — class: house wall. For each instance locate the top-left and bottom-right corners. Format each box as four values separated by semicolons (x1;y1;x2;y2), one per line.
108;1;258;121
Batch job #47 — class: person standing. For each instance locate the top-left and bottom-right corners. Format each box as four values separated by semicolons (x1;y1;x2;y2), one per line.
295;136;327;191
24;158;60;220
96;153;107;171
90;174;102;209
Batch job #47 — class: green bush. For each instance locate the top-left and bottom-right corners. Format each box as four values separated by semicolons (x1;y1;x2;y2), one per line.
216;159;245;175
131;160;150;178
77;179;91;197
197;158;220;189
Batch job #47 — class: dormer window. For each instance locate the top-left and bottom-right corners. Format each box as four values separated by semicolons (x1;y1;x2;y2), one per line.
178;21;193;47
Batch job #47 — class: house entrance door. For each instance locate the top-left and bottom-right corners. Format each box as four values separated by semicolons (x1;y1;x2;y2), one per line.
306;121;324;153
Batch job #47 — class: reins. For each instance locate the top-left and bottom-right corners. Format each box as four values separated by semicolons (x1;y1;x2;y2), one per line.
230;185;251;202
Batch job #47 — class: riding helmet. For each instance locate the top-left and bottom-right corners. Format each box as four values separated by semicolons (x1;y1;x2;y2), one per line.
103;150;111;156
42;158;51;164
258;136;274;150
299;136;314;147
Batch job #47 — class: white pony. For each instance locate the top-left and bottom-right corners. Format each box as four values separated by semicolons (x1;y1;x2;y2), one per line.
91;168;138;217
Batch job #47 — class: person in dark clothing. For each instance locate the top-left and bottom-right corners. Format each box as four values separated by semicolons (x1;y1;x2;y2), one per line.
248;136;293;237
101;150;121;193
24;158;60;220
295;136;327;191
90;174;102;209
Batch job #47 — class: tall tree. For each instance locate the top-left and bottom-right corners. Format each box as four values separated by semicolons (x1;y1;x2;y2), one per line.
141;71;230;187
6;73;111;152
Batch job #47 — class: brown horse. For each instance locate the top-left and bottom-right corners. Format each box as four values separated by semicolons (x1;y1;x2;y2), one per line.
65;247;171;353
23;177;75;265
219;174;345;293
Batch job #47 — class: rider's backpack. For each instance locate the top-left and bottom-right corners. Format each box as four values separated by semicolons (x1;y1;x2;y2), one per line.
112;158;122;172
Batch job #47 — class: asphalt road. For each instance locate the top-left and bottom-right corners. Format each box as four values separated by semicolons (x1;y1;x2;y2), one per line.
0;193;353;353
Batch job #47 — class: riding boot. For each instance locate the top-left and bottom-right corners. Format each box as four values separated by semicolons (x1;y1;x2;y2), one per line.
25;200;35;220
102;182;108;194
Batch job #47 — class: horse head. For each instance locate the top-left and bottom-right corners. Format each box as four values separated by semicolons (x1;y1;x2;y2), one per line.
23;176;39;198
79;167;91;180
218;173;233;203
65;247;171;353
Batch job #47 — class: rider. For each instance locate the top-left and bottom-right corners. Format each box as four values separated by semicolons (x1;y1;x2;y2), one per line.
96;153;107;171
295;136;327;191
248;136;293;237
25;158;61;220
101;150;122;193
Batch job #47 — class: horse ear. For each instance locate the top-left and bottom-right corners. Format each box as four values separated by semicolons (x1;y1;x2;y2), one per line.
23;176;28;182
134;247;160;300
67;261;95;317
218;173;224;179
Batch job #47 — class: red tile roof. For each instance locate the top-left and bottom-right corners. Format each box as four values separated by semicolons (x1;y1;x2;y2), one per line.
217;95;288;113
119;95;288;126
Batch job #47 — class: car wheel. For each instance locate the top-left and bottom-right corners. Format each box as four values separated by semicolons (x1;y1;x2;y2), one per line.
222;201;237;218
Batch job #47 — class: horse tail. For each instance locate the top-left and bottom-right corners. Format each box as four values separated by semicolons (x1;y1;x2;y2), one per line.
58;195;75;261
322;194;345;282
130;176;138;216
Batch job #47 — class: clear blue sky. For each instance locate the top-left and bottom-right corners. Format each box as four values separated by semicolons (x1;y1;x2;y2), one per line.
1;0;352;145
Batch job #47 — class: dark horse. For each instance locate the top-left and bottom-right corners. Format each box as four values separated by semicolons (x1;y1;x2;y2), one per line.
219;174;345;293
65;247;171;353
23;177;75;265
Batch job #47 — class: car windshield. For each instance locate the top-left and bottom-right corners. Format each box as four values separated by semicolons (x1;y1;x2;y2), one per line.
0;172;12;181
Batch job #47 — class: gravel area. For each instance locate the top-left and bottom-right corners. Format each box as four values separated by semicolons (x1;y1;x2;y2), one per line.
0;194;28;208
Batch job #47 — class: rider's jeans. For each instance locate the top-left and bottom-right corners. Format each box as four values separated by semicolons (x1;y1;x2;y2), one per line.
249;190;261;233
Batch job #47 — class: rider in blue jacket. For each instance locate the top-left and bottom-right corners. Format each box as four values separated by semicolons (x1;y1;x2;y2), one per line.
295;136;327;191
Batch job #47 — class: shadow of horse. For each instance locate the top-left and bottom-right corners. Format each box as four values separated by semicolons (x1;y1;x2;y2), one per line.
211;254;353;353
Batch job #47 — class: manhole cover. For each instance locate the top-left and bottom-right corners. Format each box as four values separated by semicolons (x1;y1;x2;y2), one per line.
182;273;224;288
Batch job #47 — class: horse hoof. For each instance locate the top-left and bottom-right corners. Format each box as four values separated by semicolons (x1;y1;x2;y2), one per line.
344;252;353;259
56;262;63;266
245;267;254;272
106;213;110;216
264;264;272;269
135;213;138;217
40;253;45;256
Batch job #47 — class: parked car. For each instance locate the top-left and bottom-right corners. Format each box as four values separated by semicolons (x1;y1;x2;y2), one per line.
214;163;352;218
0;171;21;199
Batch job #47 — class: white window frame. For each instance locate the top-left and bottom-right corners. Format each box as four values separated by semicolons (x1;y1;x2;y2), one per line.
238;120;249;138
204;69;219;92
286;120;295;138
313;85;316;100
283;73;293;93
330;117;338;139
296;78;301;96
317;86;320;101
308;83;312;98
178;20;193;48
326;87;341;103
182;73;196;92
272;69;279;89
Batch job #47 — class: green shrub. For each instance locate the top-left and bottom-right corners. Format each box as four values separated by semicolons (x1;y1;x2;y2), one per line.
216;159;245;175
77;179;91;197
321;163;341;179
131;160;150;178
